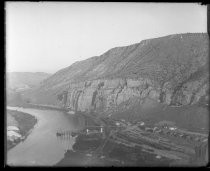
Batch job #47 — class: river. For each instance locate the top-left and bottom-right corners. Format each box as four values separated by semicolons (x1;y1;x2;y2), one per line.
7;106;85;166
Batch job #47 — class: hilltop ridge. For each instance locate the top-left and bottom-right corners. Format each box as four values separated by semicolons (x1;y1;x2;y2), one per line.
20;33;209;131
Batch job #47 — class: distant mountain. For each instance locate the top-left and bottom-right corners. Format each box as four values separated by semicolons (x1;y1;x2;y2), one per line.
6;72;51;106
7;72;51;91
21;33;209;132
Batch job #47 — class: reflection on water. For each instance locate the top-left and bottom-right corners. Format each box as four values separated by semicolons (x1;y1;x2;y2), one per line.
7;107;84;166
56;130;77;152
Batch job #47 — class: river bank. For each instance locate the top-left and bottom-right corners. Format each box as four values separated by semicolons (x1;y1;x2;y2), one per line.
6;105;208;166
8;102;67;112
7;109;37;151
7;106;81;166
56;110;208;166
56;129;173;166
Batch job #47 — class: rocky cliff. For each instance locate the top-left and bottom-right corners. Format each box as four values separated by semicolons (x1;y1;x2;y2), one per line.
24;33;209;119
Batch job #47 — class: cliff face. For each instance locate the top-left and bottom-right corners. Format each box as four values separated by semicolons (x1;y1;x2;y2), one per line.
25;33;209;117
64;75;208;114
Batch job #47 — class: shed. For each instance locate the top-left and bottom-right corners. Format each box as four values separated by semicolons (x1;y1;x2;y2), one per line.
7;126;19;131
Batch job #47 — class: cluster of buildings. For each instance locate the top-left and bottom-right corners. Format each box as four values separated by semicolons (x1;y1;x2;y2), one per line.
110;119;207;144
135;121;207;144
79;116;208;164
75;114;207;149
7;126;22;142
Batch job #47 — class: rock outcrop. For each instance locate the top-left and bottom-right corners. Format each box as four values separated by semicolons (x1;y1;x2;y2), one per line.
24;33;209;117
62;75;208;114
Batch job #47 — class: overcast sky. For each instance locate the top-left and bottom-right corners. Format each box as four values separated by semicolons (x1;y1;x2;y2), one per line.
6;2;207;74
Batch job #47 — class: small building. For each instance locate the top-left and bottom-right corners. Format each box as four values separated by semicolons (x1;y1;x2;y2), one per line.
85;126;104;135
169;127;177;131
137;121;145;128
139;121;145;126
115;122;120;126
155;121;176;130
7;126;19;132
100;127;103;133
156;155;162;159
202;138;208;143
7;130;21;141
153;127;160;132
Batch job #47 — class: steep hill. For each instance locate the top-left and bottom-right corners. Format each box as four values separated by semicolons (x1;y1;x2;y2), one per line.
42;33;208;87
22;33;209;131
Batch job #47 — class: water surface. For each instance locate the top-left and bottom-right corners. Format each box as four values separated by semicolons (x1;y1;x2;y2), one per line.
7;107;84;166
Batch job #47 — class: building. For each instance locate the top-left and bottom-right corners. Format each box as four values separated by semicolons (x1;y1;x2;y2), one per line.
85;126;104;135
137;121;145;128
153;127;160;132
7;130;21;141
139;121;145;126
169;127;177;131
7;126;19;132
115;122;120;126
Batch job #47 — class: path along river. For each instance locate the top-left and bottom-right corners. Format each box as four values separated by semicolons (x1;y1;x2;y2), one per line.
7;106;85;166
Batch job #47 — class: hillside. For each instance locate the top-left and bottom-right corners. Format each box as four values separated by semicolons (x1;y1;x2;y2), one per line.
21;33;209;131
40;33;207;87
6;72;51;106
7;72;51;91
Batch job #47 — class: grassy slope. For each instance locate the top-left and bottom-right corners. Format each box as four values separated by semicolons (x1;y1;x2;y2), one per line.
110;98;209;133
23;33;209;105
10;33;209;133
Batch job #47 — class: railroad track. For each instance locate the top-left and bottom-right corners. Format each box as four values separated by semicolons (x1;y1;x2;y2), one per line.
83;129;116;165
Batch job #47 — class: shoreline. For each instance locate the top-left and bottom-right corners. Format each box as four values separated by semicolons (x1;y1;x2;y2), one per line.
7;109;38;151
7;106;78;166
7;104;208;166
7;103;67;112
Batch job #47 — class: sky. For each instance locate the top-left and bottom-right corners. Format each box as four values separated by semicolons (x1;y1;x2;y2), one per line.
6;2;207;74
